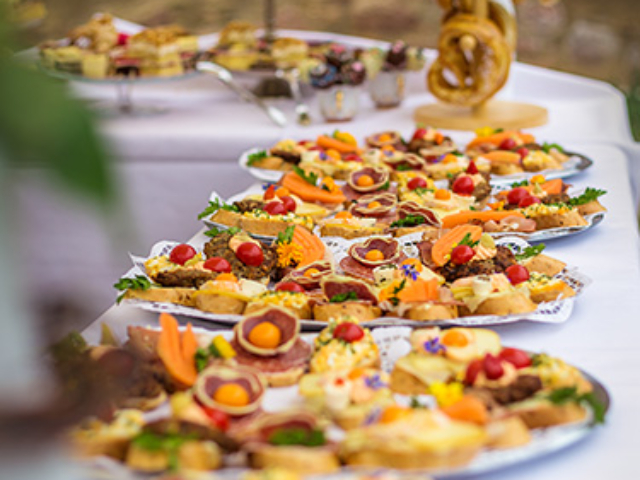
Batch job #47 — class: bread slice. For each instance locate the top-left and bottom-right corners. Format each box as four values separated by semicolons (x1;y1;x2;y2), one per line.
577;200;606;216
510;399;587;429
319;223;384;239
533;209;588;230
459;292;537;317
240;216;294;237
126;440;221;472
245;301;311;320
192;291;246;314
485;416;531;449
210;209;242;228
522;254;566;277
404;302;458;321
248;445;340;474
124;287;194;307
313;301;382;322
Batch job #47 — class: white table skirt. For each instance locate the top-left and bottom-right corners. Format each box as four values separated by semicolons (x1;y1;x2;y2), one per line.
83;143;640;480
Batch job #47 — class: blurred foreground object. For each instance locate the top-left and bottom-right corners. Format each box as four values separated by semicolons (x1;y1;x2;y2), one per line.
416;0;547;130
4;0;47;28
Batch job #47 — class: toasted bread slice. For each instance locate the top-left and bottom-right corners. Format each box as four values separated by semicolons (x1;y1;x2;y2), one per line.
313;301;381;322
459;292;537;317
319;223;385;239
248;445;340;474
522;254;566;277
126;440;221;472
577;200;606;216
533;209;588;230
403;302;458;321
192;291;247;314
210;209;242;228
124;287;194;307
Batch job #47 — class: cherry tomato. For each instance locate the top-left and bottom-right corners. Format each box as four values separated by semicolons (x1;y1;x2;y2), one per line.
117;33;130;45
499;138;517;150
466;160;479;174
280;196;297;213
297;139;312;145
263;184;276;201
451;245;475;264
516;147;530;159
507;187;530;205
452;175;475;195
333;322;365;343
483;353;505;380
236;242;264;266
203;257;232;273
275;281;305;293
518;195;541;208
411;128;427;141
506;264;530;285
408;177;427;191
169;244;197;266
200;405;230;432
344;153;363;162
465;359;483;385
499;347;532;369
264;201;287;215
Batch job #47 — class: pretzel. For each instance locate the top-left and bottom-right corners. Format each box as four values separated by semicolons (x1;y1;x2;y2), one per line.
428;13;511;106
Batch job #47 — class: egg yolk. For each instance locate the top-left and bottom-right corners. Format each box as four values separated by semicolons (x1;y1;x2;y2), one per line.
357;175;375;187
367;201;382;209
530;174;546;184
379;405;411;424
326;149;342;160
442;154;459;164
335;211;353;220
214;383;250;407
442;330;470;347
401;258;424;272
435;189;452;201
275;187;290;198
304;268;320;278
248;322;282;349
365;249;385;261
348;367;367;380
215;273;238;283
378;133;392;143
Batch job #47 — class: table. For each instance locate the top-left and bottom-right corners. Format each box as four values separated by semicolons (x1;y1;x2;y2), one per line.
83;141;640;479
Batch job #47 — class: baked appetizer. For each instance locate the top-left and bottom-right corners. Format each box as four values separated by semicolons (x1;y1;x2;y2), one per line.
387;201;442;237
341;166;394;203
339;236;405;283
319;211;385;239
297;132;364;180
309;318;380;373
230;306;312;386
407;126;457;158
314;275;382;322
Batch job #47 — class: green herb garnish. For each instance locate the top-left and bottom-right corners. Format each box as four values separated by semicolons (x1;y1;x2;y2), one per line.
114;275;152;304
330;291;358;303
380;180;390;191
390;215;426;229
458;232;479;248
294;166;318;186
389;278;407;306
511;179;529;188
396;164;412;171
194;341;225;372
276;225;295;245
197;198;239;220
269;428;326;447
410;396;427;409
204;226;240;237
414;187;434;196
542;142;564;154
132;431;197;471
247;149;268;166
515;244;545;262
547;387;606;424
567;188;607;207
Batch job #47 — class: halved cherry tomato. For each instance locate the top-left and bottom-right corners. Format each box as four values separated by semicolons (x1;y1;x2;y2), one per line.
507;187;529;205
236;242;264;266
452;176;474;195
169;244;197;266
516;147;530;159
499;347;532;369
408;177;427;191
506;264;530;285
265;201;287;215
275;281;305;293
466;160;479;174
465;359;483;385
499;138;517;150
411;128;427;141
203;257;232;273
451;245;475;264
333;322;365;343
200;405;230;431
344;153;362;162
263;184;277;201
518;195;541;208
280;196;297;213
483;353;505;380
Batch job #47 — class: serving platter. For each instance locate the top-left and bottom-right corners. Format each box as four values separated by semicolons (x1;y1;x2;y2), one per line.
122;235;590;331
78;325;610;479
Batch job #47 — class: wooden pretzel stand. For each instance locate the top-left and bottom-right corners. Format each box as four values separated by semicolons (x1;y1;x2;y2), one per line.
414;0;548;130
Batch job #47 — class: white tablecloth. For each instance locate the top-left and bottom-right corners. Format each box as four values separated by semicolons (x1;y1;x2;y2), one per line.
83;143;640;479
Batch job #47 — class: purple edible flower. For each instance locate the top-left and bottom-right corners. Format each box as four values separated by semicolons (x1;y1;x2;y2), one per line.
319;151;329;161
424;336;446;355
364;373;387;390
364;407;382;425
401;264;418;281
434;153;447;163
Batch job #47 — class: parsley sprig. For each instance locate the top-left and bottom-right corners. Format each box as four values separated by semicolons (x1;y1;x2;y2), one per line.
330;291;358;303
247;149;268;166
132;431;197;470
396;164;412;172
567;188;607;207
390;215;426;229
511;179;529;188
458;232;479;248
515;244;545;262
204;226;240;237
113;275;152;304
197;198;239;220
542;142;564;154
269;428;326;447
276;225;295;245
547;387;606;424
389;279;407;306
294;166;318;186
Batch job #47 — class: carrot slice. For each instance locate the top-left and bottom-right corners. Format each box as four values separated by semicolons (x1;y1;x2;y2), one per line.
441;210;525;230
157;313;197;387
467;131;536;150
441;395;488;425
293;225;325;265
431;225;483;267
482;151;522;165
181;323;199;370
316;135;361;154
281;172;346;205
398;278;439;303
